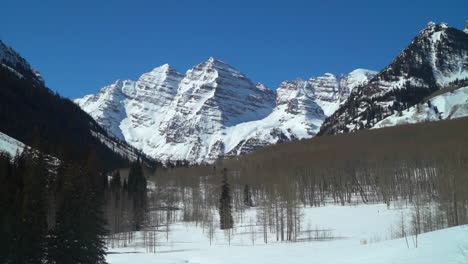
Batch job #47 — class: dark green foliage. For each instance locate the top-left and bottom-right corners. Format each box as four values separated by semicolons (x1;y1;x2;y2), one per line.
0;65;155;170
0;150;48;264
110;171;122;191
47;162;108;264
0;149;109;264
243;184;254;207
127;161;147;230
219;168;233;229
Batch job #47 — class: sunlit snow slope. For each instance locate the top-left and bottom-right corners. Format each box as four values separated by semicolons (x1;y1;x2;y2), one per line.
374;86;468;128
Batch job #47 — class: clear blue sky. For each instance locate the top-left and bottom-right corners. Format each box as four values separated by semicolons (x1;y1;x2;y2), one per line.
1;0;467;98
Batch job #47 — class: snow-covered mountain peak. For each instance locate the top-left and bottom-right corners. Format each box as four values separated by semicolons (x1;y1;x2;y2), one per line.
427;21;436;27
319;21;468;136
306;70;377;116
464;21;468;33
274;70;376;117
346;69;378;89
148;63;173;73
207;56;219;63
424;21;448;31
77;56;375;163
137;64;183;94
418;21;452;41
192;56;247;81
256;82;269;91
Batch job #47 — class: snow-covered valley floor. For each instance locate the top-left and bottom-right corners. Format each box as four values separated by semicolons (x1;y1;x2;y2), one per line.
106;203;468;264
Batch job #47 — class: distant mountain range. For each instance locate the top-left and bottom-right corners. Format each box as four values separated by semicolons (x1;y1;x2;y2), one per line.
1;21;467;165
74;57;376;163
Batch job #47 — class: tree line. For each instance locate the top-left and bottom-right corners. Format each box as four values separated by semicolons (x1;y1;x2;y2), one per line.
151;117;468;243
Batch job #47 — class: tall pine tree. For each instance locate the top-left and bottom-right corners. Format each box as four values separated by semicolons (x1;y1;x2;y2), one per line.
219;168;234;230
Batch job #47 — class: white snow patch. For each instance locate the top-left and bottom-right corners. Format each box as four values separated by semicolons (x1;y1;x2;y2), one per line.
0;131;25;157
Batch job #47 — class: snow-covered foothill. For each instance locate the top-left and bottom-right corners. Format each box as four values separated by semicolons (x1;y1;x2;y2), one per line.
374;86;468;128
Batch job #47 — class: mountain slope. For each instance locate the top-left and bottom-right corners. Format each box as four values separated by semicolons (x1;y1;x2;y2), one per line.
0;131;25;158
0;40;151;168
318;22;468;135
373;85;468;128
76;58;375;163
0;40;44;84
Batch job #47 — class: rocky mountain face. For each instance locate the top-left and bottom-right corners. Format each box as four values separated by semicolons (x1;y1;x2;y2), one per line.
76;57;376;163
318;22;468;136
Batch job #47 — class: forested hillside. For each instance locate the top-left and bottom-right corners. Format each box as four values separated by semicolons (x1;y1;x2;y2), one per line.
0;65;153;169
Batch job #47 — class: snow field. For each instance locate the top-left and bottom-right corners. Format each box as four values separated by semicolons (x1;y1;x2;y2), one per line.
107;202;467;264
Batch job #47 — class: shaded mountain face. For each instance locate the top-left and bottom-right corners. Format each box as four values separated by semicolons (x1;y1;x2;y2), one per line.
0;41;149;169
76;57;375;164
0;40;44;84
318;22;468;135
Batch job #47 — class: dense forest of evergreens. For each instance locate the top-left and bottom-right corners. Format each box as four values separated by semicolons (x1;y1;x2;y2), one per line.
0;147;149;263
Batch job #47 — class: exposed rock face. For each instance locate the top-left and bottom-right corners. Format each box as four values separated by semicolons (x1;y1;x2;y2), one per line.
309;69;378;116
75;64;184;143
76;57;375;164
319;22;468;135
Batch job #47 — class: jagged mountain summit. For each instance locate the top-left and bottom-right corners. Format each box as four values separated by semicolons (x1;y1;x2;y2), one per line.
319;21;468;135
76;57;375;163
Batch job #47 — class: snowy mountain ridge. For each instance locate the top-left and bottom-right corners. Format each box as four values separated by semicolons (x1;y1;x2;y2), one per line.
75;58;376;163
319;21;468;135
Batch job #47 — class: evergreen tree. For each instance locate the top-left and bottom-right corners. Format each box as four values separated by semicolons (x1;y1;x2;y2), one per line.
243;184;254;207
0;150;48;264
219;168;234;229
48;162;108;264
127;161;147;231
